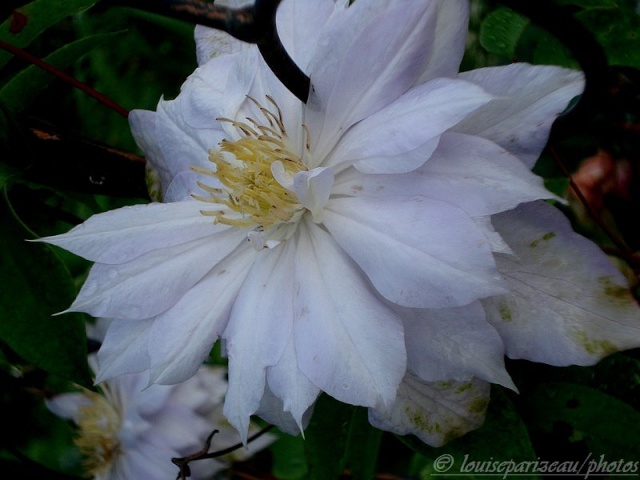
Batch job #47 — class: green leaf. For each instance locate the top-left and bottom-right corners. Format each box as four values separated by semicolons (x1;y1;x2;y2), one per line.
303;394;354;480
271;433;308;480
0;32;121;114
0;0;97;68
344;407;383;480
0;194;91;387
526;382;640;459
407;387;539;480
479;7;530;59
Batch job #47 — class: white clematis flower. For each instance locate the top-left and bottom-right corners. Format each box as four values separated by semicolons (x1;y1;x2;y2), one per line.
40;0;640;446
46;351;273;480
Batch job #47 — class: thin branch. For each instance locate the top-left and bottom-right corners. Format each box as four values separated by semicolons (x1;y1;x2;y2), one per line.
0;39;130;118
172;424;274;480
105;0;311;102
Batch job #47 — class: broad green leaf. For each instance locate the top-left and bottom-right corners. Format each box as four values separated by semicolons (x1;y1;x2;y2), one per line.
344;407;383;480
271;433;308;480
0;32;121;114
0;195;91;386
479;7;529;59
0;0;97;68
407;387;539;480
303;394;354;480
526;382;640;459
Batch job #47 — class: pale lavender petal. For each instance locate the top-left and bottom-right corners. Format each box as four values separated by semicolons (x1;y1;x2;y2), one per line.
324;196;506;308
38;201;221;264
456;64;584;168
67;228;246;320
96;319;153;382
223;241;297;438
147;243;256;385
333;132;552;216
485;201;640;365
327;79;491;174
305;0;439;161
369;373;490;447
400;301;514;389
293;221;406;408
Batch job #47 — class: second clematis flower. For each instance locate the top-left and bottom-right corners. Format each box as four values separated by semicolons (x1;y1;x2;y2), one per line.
40;0;640;446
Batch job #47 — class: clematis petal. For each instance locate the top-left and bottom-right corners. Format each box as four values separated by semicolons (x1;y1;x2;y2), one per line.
96;318;153;382
399;301;515;389
266;332;321;432
305;0;438;161
255;382;316;437
484;201;640;365
45;393;92;422
66;228;247;320
294;220;406;408
368;372;490;447
147;243;256;385
38;201;221;264
324;196;506;308
455;64;584;168
333;132;553;216
276;0;336;71
293;167;334;221
327;79;492;174
415;0;469;83
223;241;297;439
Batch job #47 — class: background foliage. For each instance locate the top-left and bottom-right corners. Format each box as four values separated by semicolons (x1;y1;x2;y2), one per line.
1;0;640;478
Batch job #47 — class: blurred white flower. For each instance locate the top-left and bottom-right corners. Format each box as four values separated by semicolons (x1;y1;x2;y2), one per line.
41;0;640;446
47;349;273;480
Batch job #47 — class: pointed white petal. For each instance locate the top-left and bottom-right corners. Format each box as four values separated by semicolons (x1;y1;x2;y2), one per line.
485;201;640;365
305;0;439;161
293;167;334;221
456;64;584;167
324;196;506;308
415;0;469;83
96;319;153;382
223;242;297;439
38;201;221;264
45;393;92;422
333;132;554;216
368;372;490;447
293;221;406;408
147;244;256;385
400;301;514;389
329;79;491;174
255;383;316;437
67;229;246;320
266;332;321;431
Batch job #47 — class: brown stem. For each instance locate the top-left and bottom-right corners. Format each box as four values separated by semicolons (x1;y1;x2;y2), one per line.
0;39;130;118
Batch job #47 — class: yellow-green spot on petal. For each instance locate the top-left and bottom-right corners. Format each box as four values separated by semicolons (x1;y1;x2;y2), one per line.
436;381;453;389
499;301;513;322
468;397;490;414
574;330;618;357
598;275;633;305
529;231;556;249
455;383;473;394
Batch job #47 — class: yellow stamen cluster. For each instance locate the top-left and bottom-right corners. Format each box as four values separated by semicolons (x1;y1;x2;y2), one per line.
74;391;122;476
193;96;310;229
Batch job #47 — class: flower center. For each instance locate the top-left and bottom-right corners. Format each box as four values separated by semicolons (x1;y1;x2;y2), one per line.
193;96;311;231
75;391;122;476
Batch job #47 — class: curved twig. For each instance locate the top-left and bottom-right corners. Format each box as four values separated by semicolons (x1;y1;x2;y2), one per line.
172;424;274;480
